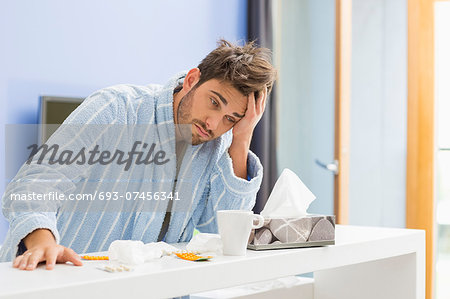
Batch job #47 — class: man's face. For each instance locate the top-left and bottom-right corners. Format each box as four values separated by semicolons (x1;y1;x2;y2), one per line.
176;79;247;145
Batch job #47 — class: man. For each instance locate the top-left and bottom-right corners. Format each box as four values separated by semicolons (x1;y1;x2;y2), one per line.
0;40;276;270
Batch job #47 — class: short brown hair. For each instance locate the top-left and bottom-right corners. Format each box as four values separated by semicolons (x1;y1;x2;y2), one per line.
197;39;277;98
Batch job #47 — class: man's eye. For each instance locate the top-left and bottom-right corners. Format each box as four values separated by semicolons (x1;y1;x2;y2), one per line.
210;98;218;106
226;116;235;123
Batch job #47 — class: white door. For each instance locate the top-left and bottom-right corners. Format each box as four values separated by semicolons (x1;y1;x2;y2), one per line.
275;0;336;216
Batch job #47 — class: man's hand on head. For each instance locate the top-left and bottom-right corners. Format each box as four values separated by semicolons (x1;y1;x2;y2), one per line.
12;229;83;271
231;86;268;146
227;86;268;179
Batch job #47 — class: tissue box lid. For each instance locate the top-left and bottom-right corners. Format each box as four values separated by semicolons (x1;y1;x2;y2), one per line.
247;215;335;251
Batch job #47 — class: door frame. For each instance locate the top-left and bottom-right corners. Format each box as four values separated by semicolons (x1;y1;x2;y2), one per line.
406;1;450;298
334;0;351;224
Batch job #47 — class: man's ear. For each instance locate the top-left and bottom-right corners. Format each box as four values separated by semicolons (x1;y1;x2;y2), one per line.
183;68;201;92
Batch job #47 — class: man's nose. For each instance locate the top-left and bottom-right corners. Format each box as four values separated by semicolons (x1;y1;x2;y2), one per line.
205;115;220;131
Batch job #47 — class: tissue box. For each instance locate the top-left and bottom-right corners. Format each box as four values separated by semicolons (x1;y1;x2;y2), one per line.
247;215;335;250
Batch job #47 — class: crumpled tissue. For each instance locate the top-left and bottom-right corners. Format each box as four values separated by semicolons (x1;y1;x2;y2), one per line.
186;233;222;254
108;240;177;265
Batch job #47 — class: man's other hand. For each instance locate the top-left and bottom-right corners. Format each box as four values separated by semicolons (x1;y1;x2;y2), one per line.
12;229;83;270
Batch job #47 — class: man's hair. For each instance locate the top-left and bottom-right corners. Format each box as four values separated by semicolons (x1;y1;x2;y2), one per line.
197;39;277;98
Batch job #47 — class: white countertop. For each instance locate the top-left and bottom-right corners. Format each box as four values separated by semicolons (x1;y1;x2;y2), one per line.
0;225;425;299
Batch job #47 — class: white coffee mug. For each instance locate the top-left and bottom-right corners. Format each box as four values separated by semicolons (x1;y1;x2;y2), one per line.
217;210;264;256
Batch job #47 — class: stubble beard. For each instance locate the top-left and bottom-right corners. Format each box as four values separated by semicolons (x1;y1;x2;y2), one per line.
177;88;205;146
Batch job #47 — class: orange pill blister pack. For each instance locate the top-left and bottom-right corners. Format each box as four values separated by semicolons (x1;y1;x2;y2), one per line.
81;255;109;261
174;252;213;262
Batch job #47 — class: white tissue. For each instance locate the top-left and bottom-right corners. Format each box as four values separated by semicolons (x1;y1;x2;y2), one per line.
261;168;316;218
186;233;222;254
108;240;177;265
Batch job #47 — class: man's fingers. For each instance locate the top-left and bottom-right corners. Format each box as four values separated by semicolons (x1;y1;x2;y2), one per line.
45;247;59;270
18;253;31;270
248;90;256;101
259;86;267;101
13;255;23;268
262;87;268;105
13;245;81;271
63;248;83;266
257;87;268;114
246;94;257;118
25;251;44;270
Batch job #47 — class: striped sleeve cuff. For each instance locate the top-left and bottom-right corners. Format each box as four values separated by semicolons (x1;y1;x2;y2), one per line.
9;213;60;257
215;149;263;197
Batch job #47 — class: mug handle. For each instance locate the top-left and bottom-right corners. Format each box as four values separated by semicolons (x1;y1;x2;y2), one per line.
252;214;265;229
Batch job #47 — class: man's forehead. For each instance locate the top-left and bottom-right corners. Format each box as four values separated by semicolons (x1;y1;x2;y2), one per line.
205;79;247;108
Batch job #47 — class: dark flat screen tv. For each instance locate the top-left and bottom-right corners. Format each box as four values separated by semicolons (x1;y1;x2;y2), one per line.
38;96;84;143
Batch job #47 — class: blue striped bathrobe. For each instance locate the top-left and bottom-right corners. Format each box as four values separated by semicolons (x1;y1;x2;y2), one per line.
0;71;263;262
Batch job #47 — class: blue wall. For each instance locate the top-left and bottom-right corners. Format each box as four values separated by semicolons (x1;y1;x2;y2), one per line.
0;0;247;244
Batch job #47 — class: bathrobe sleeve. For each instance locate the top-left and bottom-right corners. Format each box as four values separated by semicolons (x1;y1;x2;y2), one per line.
0;88;127;262
194;146;264;233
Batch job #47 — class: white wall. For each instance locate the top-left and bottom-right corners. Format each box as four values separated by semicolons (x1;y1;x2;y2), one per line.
349;0;407;227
